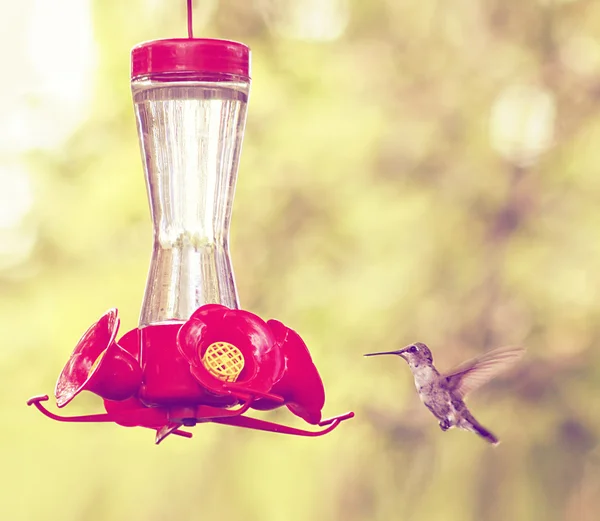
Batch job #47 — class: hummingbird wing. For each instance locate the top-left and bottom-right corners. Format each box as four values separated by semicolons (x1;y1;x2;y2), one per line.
443;346;525;399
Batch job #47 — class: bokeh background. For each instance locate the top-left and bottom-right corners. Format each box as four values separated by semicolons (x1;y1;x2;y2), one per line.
2;0;600;520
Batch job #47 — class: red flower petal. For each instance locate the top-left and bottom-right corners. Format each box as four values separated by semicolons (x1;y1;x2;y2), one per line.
189;304;229;326
177;319;208;365
252;320;325;424
55;309;121;408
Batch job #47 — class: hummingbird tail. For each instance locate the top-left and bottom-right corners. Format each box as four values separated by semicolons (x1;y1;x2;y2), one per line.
464;417;500;445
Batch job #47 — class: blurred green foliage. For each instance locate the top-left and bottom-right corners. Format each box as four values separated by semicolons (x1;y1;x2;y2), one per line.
2;1;600;520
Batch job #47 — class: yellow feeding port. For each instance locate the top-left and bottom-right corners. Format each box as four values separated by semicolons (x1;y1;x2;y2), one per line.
202;342;245;382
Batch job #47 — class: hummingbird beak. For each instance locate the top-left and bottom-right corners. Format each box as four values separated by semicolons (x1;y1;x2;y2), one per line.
364;349;407;359
364;344;416;360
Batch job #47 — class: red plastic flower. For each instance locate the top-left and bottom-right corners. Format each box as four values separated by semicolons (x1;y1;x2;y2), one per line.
177;304;283;398
54;309;142;407
177;304;326;424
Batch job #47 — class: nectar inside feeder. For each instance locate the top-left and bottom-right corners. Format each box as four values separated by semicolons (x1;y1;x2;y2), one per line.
27;1;354;444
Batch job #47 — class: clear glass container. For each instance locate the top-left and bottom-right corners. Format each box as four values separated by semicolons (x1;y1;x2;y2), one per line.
132;73;249;326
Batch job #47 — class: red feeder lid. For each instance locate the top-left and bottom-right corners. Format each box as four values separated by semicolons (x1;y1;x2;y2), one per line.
131;38;250;79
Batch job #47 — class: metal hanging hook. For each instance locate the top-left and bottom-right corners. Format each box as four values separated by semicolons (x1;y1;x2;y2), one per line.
187;0;194;38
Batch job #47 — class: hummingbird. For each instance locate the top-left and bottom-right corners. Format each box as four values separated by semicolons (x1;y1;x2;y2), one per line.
364;343;524;445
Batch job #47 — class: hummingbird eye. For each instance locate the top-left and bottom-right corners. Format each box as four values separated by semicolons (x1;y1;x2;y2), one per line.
409;345;417;353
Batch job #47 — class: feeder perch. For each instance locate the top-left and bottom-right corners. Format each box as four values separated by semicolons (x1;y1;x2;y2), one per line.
28;3;353;444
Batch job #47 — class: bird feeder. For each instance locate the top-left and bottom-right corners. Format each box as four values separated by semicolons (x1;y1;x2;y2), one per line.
28;3;353;444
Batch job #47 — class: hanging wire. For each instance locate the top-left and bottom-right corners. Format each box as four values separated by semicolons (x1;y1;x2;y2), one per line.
187;0;194;38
